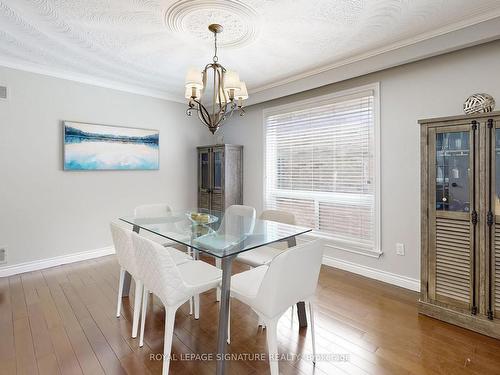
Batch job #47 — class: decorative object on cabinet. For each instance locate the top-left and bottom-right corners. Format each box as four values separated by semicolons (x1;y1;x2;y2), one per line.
197;145;243;211
63;121;159;170
419;111;500;339
463;93;496;114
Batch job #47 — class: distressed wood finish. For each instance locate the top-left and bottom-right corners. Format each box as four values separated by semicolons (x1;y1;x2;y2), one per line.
494;224;500;318
434;217;472;308
197;144;243;212
420;111;500;339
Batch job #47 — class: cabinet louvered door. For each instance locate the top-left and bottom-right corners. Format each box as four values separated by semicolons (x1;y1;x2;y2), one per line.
434;217;473;306
428;124;477;312
493;225;500;318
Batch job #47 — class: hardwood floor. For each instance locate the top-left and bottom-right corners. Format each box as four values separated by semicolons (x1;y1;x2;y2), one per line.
1;255;500;375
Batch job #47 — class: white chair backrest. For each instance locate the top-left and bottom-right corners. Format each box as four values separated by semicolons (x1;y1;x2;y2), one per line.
110;223;138;276
260;210;296;225
131;232;189;306
219;205;256;237
134;204;172;218
253;239;323;318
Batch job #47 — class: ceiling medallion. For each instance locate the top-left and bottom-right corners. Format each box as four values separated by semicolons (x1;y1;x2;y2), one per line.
184;24;248;134
165;0;260;48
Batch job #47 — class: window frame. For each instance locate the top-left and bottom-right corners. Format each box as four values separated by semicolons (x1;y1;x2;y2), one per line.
262;82;382;257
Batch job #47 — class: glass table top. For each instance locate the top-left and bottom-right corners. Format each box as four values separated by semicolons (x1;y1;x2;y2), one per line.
120;208;312;258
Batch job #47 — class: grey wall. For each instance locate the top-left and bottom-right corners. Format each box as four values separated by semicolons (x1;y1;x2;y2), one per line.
0;66;208;268
217;40;500;281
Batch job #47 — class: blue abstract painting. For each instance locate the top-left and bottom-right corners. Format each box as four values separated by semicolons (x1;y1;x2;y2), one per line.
63;121;159;170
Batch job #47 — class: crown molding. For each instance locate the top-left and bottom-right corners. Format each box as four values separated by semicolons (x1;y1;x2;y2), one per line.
250;10;500;95
246;14;500;106
1;10;500;105
0;57;185;104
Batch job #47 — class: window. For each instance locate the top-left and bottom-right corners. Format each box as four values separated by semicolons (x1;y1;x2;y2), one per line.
263;84;380;254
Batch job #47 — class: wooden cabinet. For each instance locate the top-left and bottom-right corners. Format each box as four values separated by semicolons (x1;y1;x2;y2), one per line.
419;111;500;339
197;144;243;211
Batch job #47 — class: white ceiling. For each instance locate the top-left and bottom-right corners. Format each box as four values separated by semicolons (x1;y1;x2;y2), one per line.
1;0;500;103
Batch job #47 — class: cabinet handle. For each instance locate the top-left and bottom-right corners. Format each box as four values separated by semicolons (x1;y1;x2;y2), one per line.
487;118;494;320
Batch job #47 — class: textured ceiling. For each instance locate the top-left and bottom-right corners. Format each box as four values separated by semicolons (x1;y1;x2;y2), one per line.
1;0;500;101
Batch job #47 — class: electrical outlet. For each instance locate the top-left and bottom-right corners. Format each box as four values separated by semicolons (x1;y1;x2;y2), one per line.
0;246;6;264
396;243;405;256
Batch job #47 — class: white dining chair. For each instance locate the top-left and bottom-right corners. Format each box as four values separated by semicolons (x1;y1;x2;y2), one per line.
215;204;256;301
132;232;222;375
134;204;190;252
229;239;323;375
134;203;192;262
134;203;195;313
236;209;296;325
236;210;295;267
110;222;144;339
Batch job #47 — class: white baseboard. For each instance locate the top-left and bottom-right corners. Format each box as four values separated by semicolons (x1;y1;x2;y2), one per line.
0;246;115;278
0;246;420;292
322;255;420;292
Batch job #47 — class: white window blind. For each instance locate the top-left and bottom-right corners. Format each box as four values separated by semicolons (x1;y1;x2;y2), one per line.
264;87;379;253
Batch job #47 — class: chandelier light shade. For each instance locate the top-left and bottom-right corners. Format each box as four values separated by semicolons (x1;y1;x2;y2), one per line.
185;24;248;134
185;68;204;89
224;70;241;91
237;82;249;100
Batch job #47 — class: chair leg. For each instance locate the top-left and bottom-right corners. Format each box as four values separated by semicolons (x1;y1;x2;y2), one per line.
309;302;317;364
227;299;231;344
253;308;266;328
139;287;148;347
131;279;143;338
116;268;125;318
162;307;177;375
194;294;200;320
189;297;193;315
215;258;221;302
258;314;266;329
265;317;279;375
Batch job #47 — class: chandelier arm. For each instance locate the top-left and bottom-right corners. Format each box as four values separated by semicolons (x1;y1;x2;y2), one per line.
216;67;225;111
214;102;235;128
223;103;237;122
212;63;217;120
193;99;214;129
221;69;229;104
197;107;210;128
188;98;210;125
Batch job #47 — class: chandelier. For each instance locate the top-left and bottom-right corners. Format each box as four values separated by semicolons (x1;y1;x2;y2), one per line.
184;24;248;134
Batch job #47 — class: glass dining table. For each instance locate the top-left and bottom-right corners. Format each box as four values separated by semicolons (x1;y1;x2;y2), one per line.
120;208;312;375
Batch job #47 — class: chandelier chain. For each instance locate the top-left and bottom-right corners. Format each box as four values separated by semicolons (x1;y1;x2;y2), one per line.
213;31;218;63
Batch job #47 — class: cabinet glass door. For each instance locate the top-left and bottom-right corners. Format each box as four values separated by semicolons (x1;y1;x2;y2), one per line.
213;148;224;192
199;148;210;192
435;131;470;212
428;125;475;312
